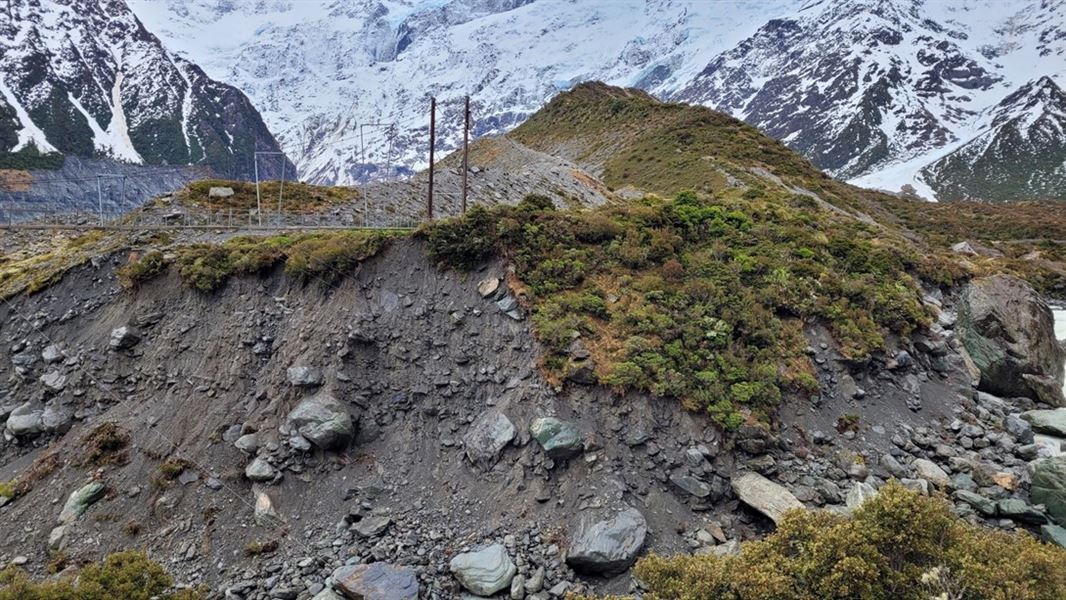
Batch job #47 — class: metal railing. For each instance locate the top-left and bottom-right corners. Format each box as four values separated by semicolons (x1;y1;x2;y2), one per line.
0;204;421;231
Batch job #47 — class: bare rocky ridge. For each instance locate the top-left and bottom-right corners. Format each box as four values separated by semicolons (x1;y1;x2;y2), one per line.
0;236;1064;599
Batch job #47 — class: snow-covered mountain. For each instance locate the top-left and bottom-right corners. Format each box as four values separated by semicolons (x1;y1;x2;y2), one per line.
676;0;1066;200
920;76;1066;201
128;0;795;185
0;0;291;178
128;0;1064;200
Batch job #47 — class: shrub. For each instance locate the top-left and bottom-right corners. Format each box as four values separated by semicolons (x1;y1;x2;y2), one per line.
283;231;391;284
78;422;131;467
116;251;169;288
422;206;498;269
589;483;1066;600
0;551;204;600
122;231;395;292
175;244;230;292
244;539;279;556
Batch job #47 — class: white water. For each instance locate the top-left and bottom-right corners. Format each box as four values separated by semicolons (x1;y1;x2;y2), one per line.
1055;306;1066;397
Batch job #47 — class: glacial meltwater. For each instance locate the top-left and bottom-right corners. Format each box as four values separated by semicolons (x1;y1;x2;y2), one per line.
1055;305;1066;396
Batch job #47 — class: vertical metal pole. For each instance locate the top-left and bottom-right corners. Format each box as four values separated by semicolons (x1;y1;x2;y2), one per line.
462;95;470;214
254;153;262;227
360;124;369;228
277;159;285;226
384;125;394;186
427;96;436;221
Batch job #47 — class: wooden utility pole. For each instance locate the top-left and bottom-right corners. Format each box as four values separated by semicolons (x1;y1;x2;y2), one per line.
462;95;470;213
427;96;436;221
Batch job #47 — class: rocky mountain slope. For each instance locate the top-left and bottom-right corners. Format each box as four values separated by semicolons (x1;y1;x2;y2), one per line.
130;0;1064;201
0;0;291;181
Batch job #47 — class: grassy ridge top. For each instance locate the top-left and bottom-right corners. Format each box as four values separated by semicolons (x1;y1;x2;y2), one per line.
175;179;358;213
511;82;832;197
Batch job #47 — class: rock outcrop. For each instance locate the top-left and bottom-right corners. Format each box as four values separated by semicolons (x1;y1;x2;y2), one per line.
957;275;1066;405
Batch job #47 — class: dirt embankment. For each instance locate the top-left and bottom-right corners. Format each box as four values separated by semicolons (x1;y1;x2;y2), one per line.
0;236;1041;599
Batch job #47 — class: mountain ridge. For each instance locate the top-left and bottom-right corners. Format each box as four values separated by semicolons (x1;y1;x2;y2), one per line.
0;0;292;180
130;0;1065;202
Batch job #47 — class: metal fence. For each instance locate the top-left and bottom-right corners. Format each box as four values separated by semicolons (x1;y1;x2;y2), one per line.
0;203;421;231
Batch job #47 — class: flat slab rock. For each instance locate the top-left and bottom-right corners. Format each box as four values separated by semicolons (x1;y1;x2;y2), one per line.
730;472;803;524
332;562;419;600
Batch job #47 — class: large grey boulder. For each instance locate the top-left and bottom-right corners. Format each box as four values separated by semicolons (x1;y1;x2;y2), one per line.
449;543;517;596
4;401;44;437
566;507;647;575
912;459;950;488
109;326;142;350
1022;409;1066;437
1031;456;1066;525
41;344;63;364
957;275;1066;405
529;417;583;460
39;370;67;393
332;562;419;600
463;409;516;468
287;390;354;450
58;481;106;524
731;472;804;524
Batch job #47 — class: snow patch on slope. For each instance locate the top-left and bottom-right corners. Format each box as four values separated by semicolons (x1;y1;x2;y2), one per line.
105;72;144;164
0;75;57;153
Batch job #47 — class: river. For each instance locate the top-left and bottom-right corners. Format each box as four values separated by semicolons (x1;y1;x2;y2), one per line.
1055;306;1066;396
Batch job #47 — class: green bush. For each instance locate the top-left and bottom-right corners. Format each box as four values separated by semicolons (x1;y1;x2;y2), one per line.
0;551;204;599
116;251;168;288
587;483;1066;600
423;189;937;429
422;205;498;269
123;231;396;292
283;231;391;284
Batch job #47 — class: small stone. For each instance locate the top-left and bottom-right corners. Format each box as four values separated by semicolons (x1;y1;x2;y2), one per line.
912;459;950;488
478;277;501;298
566;507;647;575
529;417;583;460
731;472;804;524
287;390;354;450
287;365;324;387
353;515;391;538
246;458;276;482
464;409;516;468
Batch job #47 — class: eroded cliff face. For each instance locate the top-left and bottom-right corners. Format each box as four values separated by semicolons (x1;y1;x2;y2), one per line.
0;237;1059;598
